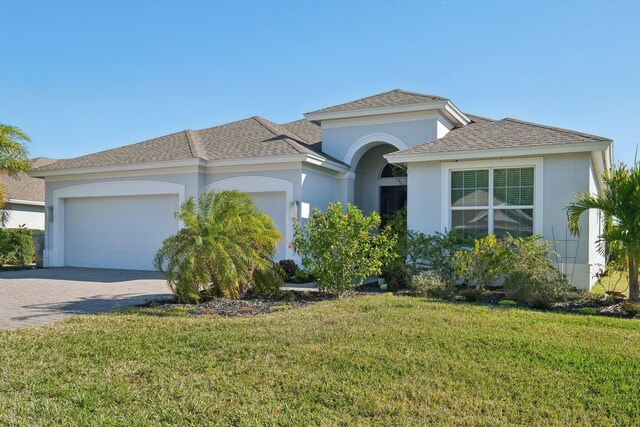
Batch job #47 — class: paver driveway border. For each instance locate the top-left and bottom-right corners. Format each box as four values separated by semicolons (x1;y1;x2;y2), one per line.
0;267;171;330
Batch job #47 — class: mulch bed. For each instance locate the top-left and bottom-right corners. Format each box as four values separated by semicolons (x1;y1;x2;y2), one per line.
141;284;639;319
142;288;380;317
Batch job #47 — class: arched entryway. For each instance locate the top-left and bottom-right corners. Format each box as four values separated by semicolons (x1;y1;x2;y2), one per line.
353;143;407;222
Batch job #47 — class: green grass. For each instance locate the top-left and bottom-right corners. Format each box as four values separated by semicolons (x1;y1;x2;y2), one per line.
1;296;640;426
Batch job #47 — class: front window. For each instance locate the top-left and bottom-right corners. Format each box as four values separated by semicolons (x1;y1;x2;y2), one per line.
450;167;534;238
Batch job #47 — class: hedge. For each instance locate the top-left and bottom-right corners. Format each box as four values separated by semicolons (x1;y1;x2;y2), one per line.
0;228;39;266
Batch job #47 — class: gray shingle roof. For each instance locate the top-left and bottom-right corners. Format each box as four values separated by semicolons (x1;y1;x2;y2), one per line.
388;115;611;157
30;89;612;173
305;89;448;115
281;118;322;149
33;117;327;171
0;157;57;202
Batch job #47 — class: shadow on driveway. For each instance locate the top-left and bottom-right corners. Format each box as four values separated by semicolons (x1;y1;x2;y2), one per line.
0;267;171;329
0;267;164;283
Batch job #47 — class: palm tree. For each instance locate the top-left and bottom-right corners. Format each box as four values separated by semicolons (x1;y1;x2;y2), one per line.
154;190;283;303
0;123;31;225
567;163;640;301
0;124;31;225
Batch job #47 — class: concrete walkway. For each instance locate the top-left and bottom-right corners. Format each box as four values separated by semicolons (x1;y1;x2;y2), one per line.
0;267;171;330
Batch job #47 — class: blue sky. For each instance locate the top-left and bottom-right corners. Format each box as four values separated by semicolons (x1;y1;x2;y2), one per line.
2;1;639;162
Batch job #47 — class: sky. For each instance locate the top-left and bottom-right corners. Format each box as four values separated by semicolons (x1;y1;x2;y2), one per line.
1;0;639;163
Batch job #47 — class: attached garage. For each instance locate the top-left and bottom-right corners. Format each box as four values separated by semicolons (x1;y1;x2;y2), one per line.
64;194;180;270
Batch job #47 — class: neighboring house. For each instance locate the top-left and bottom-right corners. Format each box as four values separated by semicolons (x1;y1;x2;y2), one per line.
30;90;612;289
1;157;57;229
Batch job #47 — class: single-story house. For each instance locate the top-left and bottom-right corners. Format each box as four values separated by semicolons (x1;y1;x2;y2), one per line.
1;157;57;229
30;90;612;289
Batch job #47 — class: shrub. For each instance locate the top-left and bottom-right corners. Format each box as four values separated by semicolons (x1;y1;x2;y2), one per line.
503;236;572;308
292;202;397;294
453;234;511;289
381;208;408;288
0;227;35;266
405;229;472;283
498;299;517;307
252;261;286;296
577;307;598;315
409;271;448;298
621;302;640;317
460;288;483;302
154;190;283;303
294;268;314;283
278;259;298;281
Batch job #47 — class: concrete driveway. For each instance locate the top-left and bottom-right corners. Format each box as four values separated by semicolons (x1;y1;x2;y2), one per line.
0;268;171;330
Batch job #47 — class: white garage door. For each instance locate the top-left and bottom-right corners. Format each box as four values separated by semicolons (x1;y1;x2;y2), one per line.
64;194;180;270
248;191;287;260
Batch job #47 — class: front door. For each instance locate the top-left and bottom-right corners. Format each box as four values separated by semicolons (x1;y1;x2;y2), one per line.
380;185;407;224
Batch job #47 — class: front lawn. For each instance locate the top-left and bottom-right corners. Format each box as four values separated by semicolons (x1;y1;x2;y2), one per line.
1;295;639;425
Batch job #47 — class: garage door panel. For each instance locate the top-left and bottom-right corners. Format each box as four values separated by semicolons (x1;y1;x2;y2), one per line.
65;194;179;270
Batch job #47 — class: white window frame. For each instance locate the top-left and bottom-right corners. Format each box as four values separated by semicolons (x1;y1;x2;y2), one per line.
441;157;543;236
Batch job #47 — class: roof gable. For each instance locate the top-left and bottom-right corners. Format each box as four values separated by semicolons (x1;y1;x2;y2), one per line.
388;115;611;158
305;89;448;115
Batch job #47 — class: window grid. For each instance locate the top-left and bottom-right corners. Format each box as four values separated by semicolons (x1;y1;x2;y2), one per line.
451;167;534;237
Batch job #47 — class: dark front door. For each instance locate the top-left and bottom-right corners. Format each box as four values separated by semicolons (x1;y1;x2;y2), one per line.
380;185;407;224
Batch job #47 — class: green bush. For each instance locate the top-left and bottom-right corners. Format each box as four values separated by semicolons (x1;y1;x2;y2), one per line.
278;259;298;282
409;271;449;298
460;288;483;302
294;268;314;283
252;261;286;296
453;234;511;289
498;299;517;307
503;236;572;308
0;227;36;266
380;208;408;289
292;202;397;294
405;229;472;283
577;307;598;315
621;302;640;317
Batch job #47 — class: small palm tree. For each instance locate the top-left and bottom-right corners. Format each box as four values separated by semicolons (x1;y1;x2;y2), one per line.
0;124;31;225
154;190;283;303
567;163;640;301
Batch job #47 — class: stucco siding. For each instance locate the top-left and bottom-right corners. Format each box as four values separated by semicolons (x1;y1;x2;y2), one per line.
321;116;441;164
407;153;596;289
406;161;441;235
542;154;592;288
300;166;340;216
3;203;45;229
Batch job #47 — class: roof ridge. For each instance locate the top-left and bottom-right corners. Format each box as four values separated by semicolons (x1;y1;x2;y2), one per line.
261;117;314;146
184;130;205;160
395;89;449;101
252;116;316;156
502;118;610;141
464;113;497;123
195;116;258;133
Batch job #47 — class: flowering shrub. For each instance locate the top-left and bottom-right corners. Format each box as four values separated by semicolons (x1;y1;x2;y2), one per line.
292;202;397;294
278;259;298;281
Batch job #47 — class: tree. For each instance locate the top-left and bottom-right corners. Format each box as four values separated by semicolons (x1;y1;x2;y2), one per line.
0;124;31;225
567;163;640;301
154;190;283;303
292;202;397;293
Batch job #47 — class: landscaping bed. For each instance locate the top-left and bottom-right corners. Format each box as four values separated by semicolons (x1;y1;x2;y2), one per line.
142;289;379;317
143;284;640;319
